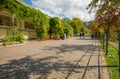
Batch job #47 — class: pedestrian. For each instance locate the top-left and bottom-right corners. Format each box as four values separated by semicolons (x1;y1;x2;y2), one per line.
82;32;85;39
91;33;94;40
63;33;66;40
79;33;82;39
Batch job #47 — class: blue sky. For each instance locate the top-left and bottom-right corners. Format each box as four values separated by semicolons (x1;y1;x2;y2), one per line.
22;0;95;21
22;0;32;5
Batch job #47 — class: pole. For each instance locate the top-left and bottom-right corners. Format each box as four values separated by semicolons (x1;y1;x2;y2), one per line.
118;32;120;72
106;34;109;55
102;36;104;49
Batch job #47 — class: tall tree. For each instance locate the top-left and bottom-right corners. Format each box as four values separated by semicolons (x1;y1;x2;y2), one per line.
49;17;59;38
88;0;120;34
69;18;84;35
49;17;65;38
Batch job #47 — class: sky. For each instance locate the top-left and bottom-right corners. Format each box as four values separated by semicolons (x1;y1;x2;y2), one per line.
22;0;95;21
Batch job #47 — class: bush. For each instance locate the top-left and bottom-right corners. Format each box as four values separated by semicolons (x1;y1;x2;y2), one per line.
2;27;24;43
2;36;13;42
13;34;24;43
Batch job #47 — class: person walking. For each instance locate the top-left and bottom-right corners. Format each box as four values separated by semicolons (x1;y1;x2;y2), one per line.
91;33;94;40
79;33;82;39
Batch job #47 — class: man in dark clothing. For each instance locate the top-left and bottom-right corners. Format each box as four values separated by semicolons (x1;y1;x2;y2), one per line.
91;33;94;40
79;33;82;39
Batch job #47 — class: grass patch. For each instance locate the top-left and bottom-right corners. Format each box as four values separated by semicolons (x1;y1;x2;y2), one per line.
103;42;120;79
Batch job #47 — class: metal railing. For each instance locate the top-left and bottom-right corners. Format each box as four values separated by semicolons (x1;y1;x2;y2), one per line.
101;33;120;78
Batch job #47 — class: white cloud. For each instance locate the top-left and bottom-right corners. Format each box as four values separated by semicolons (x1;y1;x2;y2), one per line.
30;0;95;21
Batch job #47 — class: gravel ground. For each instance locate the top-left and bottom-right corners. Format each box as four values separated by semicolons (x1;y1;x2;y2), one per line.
0;37;110;79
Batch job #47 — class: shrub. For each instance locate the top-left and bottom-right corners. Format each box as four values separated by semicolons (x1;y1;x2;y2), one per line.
2;36;13;42
2;27;24;43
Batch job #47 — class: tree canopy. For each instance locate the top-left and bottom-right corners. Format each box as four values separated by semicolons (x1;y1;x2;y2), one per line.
0;0;84;39
88;0;120;34
49;17;73;38
69;18;84;35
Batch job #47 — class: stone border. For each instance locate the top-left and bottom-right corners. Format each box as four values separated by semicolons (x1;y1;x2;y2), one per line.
0;41;26;48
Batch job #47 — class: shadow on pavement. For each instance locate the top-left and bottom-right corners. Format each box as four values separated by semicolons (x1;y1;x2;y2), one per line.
43;44;100;54
0;56;66;79
0;43;116;79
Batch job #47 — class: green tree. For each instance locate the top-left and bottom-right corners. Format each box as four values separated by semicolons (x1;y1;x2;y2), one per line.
60;18;67;37
88;0;120;34
69;18;84;35
64;23;73;37
60;18;73;38
88;21;101;37
49;17;60;38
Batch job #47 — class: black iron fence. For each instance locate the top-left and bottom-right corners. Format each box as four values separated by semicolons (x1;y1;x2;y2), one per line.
101;33;120;78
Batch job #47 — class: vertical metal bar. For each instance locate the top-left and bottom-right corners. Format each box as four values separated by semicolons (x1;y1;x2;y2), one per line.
118;32;120;72
106;34;109;55
102;36;104;49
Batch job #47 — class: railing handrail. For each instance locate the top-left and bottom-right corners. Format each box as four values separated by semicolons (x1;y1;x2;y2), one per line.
109;42;118;52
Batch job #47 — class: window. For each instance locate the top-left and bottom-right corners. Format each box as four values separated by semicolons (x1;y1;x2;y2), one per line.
24;21;34;30
0;14;11;26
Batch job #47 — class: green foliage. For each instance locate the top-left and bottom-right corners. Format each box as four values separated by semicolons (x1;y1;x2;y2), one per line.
49;17;59;27
100;37;119;79
0;0;18;13
0;0;50;39
49;17;73;38
53;24;62;38
2;36;13;42
36;25;49;39
60;19;68;37
12;27;24;42
69;18;84;35
0;0;83;40
49;17;61;38
88;0;120;35
3;27;24;43
103;44;119;79
64;23;73;37
109;33;118;42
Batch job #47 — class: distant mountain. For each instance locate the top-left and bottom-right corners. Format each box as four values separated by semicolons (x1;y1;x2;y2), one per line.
64;17;71;22
84;21;89;26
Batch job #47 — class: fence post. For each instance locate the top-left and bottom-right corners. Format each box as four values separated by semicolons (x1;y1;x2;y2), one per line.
118;32;120;72
106;34;109;55
102;36;104;49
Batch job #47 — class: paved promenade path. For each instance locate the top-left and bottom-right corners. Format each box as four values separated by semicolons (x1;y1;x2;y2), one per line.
0;37;110;79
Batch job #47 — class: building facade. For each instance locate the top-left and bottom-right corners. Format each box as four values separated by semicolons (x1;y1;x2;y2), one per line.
0;5;37;40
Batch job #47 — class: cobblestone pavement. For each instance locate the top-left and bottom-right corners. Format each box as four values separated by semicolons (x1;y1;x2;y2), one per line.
0;37;110;79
